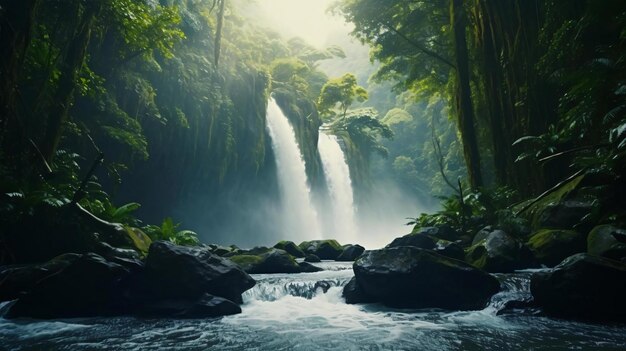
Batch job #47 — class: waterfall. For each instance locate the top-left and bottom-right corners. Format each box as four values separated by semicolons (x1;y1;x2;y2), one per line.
265;98;321;241
318;132;358;243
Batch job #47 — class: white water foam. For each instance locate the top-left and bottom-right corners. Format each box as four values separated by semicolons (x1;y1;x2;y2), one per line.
266;98;321;241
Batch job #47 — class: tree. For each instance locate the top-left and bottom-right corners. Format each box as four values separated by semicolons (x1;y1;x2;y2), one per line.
318;73;368;120
451;0;482;188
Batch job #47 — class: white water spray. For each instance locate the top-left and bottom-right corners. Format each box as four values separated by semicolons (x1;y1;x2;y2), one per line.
265;98;321;241
318;132;358;243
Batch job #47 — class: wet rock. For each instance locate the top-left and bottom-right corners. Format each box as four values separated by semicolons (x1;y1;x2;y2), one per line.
5;253;130;318
342;276;375;304
304;254;321;263
407;225;460;242
137;293;241;318
0;253;81;303
465;229;534;272
349;246;500;309
299;240;343;260
387;232;464;261
336;244;365;261
587;225;626;261
144;241;255;303
274;241;305;258
298;262;323;273
537;200;595;230
229;249;301;274
531;253;626;321
387;233;436;250
208;244;233;257
526;229;586;267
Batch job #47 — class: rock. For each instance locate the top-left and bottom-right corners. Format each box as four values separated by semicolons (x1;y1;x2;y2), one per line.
5;253;131;318
1;202;151;265
431;239;465;261
526;229;586;267
229;249;301;274
407;225;460;242
299;240;343;260
144;241;255;303
387;233;436;250
465;229;534;272
531;253;626;321
587;225;626;261
336;244;365;261
537;200;595;230
298;262;323;273
304;254;321;263
208;244;233;257
387;232;464;261
137;293;241;318
349;247;500;309
0;253;81;303
274;241;305;258
342;276;375;304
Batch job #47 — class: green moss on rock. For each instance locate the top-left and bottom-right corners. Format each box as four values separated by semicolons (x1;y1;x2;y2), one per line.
527;229;586;267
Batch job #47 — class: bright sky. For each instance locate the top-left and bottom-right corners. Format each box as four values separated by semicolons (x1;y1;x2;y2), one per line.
253;0;352;48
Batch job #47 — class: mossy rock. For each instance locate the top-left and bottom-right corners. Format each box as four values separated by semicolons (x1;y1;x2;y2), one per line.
526;229;586;267
123;226;152;255
465;229;534;272
229;249;301;274
273;240;305;258
531;253;626;321
587;225;626;261
228;255;264;272
298;240;343;260
349;247;500;310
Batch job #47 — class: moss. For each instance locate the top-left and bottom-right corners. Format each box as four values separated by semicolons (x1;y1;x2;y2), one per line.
228;254;263;271
527;229;585;266
516;174;585;230
124;226;152;255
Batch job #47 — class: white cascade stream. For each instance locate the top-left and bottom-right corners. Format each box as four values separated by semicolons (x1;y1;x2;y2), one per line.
265;97;321;241
318;131;358;243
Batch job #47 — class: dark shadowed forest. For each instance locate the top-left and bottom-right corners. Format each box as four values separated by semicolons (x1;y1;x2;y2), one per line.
1;0;626;350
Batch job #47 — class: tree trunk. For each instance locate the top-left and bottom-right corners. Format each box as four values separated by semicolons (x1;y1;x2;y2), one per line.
0;0;39;152
451;0;483;189
41;1;100;162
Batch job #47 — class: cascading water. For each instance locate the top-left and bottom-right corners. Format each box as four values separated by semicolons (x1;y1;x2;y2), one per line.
265;98;321;241
318;132;358;243
5;264;626;350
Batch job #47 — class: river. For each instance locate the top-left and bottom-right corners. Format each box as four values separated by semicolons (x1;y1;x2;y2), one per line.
1;261;625;350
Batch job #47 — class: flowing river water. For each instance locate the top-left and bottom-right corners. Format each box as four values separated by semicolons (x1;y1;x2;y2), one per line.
1;261;626;350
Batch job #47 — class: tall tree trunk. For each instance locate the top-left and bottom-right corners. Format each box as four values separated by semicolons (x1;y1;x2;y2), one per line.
41;1;100;162
0;0;39;152
451;0;483;189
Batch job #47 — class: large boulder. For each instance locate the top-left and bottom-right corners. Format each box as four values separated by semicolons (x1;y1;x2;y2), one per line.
273;241;305;258
526;229;586;267
0;253;81;303
298;262;323;273
336;244;365;261
1;202;151;265
346;246;500;309
465;229;534;272
5;253;131;318
536;200;595;230
407;225;460;242
299;240;343;260
342;277;375;304
587;225;626;261
387;232;464;261
229;249;301;274
143;241;255;303
304;254;321;263
137;293;241;318
531;253;626;321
